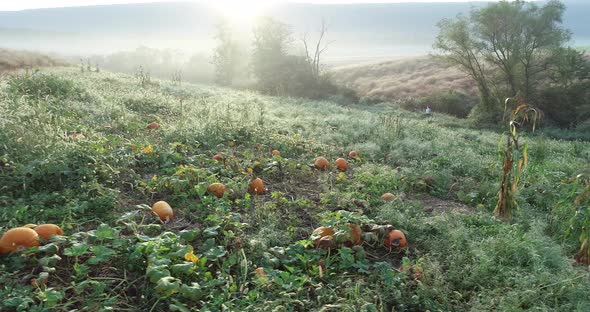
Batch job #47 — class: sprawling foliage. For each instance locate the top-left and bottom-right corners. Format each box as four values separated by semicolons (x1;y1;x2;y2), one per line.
1;69;589;311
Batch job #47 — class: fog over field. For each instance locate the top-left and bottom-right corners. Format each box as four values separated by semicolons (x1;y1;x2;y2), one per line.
1;0;589;62
2;1;590;311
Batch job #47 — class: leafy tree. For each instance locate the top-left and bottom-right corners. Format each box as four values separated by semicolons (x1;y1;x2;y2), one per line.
434;0;573;124
212;18;240;86
251;17;294;94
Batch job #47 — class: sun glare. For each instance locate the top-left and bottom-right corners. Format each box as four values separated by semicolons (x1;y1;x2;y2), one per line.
209;0;275;20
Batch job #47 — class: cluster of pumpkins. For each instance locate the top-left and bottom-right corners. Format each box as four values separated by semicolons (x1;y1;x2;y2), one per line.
311;223;407;251
314;152;397;201
0;224;64;254
313;150;358;172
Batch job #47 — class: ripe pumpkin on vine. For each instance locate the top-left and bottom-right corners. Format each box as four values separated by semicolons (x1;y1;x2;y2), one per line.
0;227;40;254
207;183;226;198
314;157;329;170
248;178;265;195
34;224;64;240
147;122;160;130
152;201;174;222
381;193;395;201
335;158;349;172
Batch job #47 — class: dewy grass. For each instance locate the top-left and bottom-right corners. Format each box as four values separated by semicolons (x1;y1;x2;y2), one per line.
0;67;589;311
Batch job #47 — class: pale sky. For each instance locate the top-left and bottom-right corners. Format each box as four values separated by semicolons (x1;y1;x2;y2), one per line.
0;0;526;12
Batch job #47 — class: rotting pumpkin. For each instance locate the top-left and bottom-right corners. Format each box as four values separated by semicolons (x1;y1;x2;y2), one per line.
384;229;407;249
311;224;362;248
152;201;174;222
348;151;358;159
311;226;335;245
346;223;363;246
0;227;40;254
207;183;226;199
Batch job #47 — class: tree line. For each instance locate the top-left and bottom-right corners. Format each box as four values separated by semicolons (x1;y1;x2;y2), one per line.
212;17;355;102
434;0;589;128
214;0;588;128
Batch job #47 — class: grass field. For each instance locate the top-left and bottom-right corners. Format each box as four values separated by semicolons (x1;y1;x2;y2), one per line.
330;56;477;101
1;67;589;311
0;48;64;74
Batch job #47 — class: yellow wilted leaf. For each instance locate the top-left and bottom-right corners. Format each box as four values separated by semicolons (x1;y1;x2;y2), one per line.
184;250;199;264
143;145;154;154
336;172;348;182
246;167;253;174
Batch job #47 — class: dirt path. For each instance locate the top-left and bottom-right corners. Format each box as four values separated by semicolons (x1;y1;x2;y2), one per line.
409;193;472;214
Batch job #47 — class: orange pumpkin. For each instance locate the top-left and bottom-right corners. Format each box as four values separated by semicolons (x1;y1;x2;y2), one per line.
346;223;363;246
207;183;226;199
147;122;160;130
348;151;358;159
0;227;40;254
34;224;64;240
212;154;223;161
381;193;395;201
272;150;281;156
152;201;174;222
335;158;349;172
255;267;267;278
248;178;265;195
311;226;335;245
316;235;335;249
384;229;407;249
314;157;329;170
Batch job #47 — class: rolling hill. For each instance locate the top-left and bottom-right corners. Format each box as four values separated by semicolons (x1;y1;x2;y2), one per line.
0;48;65;73
0;0;588;60
331;55;477;100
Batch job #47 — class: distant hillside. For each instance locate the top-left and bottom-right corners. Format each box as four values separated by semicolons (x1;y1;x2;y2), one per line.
331;56;477;100
0;1;588;59
0;48;65;73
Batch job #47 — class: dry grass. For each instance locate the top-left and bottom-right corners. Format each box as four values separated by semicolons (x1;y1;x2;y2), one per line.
330;55;477;100
0;48;65;73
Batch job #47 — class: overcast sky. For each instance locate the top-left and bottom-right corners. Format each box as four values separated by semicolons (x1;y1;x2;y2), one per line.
0;0;529;12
